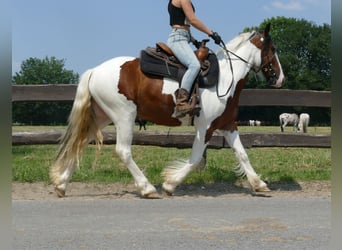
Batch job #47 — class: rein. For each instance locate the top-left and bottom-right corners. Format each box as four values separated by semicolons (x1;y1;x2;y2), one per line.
215;39;255;98
216;32;275;97
219;42;251;67
215;41;234;98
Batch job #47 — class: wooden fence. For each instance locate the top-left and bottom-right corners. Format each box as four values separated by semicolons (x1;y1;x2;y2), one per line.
12;84;331;107
12;85;331;147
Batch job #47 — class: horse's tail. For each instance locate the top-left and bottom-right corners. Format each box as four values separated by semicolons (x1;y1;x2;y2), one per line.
300;114;310;133
50;69;103;187
279;114;283;124
304;116;310;133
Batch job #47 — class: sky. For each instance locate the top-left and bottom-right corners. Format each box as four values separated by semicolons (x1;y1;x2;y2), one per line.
12;0;331;76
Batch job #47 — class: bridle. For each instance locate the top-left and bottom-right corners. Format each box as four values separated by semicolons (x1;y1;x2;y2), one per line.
216;31;279;97
260;48;279;85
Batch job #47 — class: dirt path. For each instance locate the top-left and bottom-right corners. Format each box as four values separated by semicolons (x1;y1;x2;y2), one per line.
12;180;331;200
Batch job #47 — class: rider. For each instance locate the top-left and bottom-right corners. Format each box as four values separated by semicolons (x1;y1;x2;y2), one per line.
167;0;222;117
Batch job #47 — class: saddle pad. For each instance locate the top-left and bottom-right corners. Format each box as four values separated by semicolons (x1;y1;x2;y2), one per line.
140;49;219;88
140;50;185;83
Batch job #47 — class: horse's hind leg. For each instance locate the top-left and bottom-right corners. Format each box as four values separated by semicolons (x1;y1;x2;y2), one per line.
221;129;270;192
280;119;286;132
51;131;89;197
51;154;74;197
51;100;111;197
115;120;160;198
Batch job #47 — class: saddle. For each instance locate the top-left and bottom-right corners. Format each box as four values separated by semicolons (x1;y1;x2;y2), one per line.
140;40;220;88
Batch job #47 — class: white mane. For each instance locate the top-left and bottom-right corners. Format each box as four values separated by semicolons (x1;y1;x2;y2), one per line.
216;31;257;58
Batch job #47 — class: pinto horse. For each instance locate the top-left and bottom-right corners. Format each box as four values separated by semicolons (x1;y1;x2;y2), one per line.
50;23;285;198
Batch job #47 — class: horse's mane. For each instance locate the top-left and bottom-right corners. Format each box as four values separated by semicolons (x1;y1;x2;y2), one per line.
216;30;257;57
228;31;256;49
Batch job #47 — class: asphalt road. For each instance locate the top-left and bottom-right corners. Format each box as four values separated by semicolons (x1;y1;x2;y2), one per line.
13;197;331;250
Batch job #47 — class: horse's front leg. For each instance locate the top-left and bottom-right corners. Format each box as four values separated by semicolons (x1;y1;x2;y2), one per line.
162;129;207;196
220;129;270;192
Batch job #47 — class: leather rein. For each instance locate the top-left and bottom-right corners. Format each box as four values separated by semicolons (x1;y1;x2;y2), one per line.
216;31;276;97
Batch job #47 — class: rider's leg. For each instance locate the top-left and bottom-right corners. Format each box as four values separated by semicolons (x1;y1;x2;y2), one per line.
167;29;200;117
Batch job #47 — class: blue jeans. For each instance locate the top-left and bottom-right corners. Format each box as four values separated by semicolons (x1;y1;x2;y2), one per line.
167;28;200;92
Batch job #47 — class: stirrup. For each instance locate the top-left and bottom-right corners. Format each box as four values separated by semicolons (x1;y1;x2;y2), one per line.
188;106;201;117
174;106;201;118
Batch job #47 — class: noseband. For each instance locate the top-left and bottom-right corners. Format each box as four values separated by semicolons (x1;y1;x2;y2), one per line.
261;60;279;84
259;34;279;84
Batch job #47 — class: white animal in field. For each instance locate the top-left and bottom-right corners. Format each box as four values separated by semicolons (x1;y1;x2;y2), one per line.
298;113;310;133
279;113;299;132
255;120;261;126
249;120;255;126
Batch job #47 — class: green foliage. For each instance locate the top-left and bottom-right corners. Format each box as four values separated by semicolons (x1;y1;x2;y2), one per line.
13;101;73;125
12;56;79;125
13;56;79;84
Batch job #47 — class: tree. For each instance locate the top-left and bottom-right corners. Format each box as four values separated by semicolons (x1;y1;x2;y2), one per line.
13;56;79;85
12;56;79;125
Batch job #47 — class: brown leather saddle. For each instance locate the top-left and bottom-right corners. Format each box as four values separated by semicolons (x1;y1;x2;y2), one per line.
140;40;219;88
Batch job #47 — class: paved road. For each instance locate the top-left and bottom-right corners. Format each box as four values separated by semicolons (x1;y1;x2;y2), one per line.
13;197;330;250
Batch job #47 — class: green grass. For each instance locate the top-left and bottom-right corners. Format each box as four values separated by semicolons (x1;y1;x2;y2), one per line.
12;125;331;185
12;144;331;185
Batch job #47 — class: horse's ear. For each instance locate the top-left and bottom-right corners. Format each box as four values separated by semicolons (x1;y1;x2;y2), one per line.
264;23;271;37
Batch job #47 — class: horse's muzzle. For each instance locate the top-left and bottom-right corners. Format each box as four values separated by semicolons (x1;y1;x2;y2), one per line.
271;72;285;88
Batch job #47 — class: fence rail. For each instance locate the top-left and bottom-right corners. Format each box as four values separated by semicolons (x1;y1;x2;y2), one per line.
12;85;331;147
12;84;331;107
12;130;331;148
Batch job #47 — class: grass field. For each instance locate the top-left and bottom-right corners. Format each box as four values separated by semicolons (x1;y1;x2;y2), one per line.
12;125;331;185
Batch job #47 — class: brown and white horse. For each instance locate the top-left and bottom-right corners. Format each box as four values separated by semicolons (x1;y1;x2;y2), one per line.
50;24;285;198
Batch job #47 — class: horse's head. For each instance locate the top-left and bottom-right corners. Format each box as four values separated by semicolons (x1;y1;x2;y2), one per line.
250;23;285;88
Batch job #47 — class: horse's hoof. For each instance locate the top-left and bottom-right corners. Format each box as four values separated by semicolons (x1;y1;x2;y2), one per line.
55;187;66;198
162;189;173;196
162;183;174;196
143;192;162;199
255;186;271;192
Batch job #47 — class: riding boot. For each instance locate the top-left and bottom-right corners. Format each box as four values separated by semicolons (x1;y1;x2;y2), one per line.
175;88;193;118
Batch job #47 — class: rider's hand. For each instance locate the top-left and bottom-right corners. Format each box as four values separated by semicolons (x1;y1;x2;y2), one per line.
209;31;222;45
192;39;202;49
